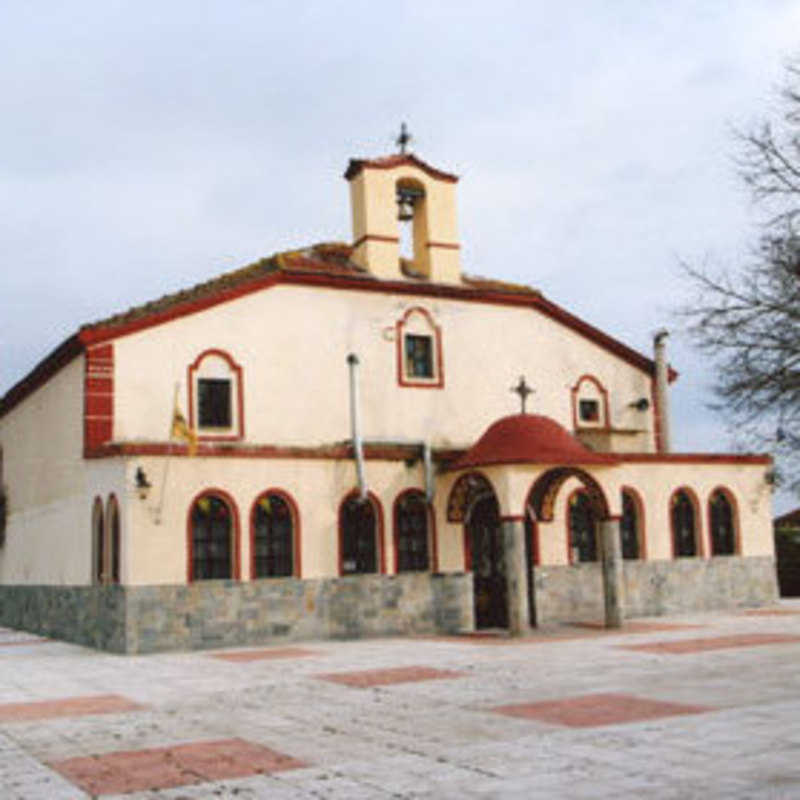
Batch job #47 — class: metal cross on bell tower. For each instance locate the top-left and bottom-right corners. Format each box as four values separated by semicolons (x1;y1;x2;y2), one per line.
511;376;534;414
396;122;412;154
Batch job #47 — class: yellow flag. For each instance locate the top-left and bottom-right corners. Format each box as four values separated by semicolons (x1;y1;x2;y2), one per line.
171;405;198;456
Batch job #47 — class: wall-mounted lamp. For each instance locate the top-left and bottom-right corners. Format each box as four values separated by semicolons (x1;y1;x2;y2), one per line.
135;467;152;500
629;397;650;412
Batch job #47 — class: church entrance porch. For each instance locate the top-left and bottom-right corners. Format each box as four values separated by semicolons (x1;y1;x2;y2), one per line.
467;495;508;630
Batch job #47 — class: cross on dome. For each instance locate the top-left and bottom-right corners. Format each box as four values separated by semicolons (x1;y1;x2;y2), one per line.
511;375;534;414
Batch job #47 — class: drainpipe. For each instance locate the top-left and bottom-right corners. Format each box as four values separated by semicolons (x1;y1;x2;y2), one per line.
653;329;671;453
347;353;367;500
423;441;434;503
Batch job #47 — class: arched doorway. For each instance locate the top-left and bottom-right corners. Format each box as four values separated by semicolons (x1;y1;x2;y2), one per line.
525;466;614;626
447;472;507;630
467;494;507;629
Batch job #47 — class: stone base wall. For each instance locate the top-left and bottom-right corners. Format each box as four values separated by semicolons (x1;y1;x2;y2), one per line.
0;585;127;652
534;556;779;625
0;572;473;654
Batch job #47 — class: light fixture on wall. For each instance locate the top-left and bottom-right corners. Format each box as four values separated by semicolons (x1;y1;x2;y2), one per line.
135;467;152;500
629;397;650;412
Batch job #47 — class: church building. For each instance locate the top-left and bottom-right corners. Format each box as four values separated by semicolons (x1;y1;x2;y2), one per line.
0;142;779;653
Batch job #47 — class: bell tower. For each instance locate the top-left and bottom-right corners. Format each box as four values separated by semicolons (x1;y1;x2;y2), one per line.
344;126;461;284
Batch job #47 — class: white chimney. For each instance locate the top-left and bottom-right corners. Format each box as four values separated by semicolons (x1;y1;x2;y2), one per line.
653;329;671;453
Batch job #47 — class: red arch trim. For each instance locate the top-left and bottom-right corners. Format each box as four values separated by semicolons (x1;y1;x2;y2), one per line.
706;486;740;556
570;374;610;430
337;489;386;576
392;488;438;574
91;496;104;584
249;488;302;580
186;487;242;582
621;486;647;560
187;348;245;442
668;486;703;558
525;467;611;523
396;306;444;389
106;493;121;585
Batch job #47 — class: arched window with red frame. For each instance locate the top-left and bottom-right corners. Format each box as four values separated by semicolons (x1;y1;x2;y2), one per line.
620;488;645;560
251;490;299;579
394;489;432;573
107;494;121;584
709;488;737;556
671;488;700;557
188;490;240;581
92;497;104;584
339;491;383;575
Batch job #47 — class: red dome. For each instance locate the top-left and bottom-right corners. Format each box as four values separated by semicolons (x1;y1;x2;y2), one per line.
451;414;617;470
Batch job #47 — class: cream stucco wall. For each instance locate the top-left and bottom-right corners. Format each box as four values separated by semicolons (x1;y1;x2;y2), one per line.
123;454;461;585
112;283;657;453
0;357;87;583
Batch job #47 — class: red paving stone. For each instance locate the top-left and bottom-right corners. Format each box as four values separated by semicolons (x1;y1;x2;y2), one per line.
50;737;307;795
316;665;465;687
0;694;144;723
619;633;800;654
212;647;319;663
492;693;714;727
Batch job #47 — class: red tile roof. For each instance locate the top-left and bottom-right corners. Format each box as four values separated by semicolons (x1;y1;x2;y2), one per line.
0;242;666;419
344;153;459;183
450;414;617;471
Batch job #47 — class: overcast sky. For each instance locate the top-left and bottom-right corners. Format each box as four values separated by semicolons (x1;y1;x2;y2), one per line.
2;2;799;510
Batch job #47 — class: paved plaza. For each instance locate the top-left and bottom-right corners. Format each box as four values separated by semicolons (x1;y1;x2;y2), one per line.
1;603;799;799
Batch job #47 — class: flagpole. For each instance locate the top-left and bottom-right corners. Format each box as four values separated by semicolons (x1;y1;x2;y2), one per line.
155;383;181;524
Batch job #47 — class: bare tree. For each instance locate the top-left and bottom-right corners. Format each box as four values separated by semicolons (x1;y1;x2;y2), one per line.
681;60;800;490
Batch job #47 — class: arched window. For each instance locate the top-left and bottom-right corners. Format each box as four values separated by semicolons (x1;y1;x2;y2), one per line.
188;349;244;441
396;307;443;388
107;495;120;584
570;375;609;429
620;489;642;560
92;497;105;584
394;490;431;573
671;489;699;557
709;489;737;555
339;493;382;575
568;490;597;563
252;491;297;578
189;492;236;581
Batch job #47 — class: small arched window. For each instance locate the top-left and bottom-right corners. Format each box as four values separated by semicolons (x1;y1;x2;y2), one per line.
396;307;443;388
188;349;244;441
671;489;699;557
620;490;642;560
190;492;236;581
252;491;297;578
709;489;737;556
394;490;431;573
340;493;382;575
92;497;105;584
571;375;609;429
107;495;120;584
568;490;597;563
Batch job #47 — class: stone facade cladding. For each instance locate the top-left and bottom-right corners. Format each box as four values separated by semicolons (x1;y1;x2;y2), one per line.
0;572;473;654
534;555;779;625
